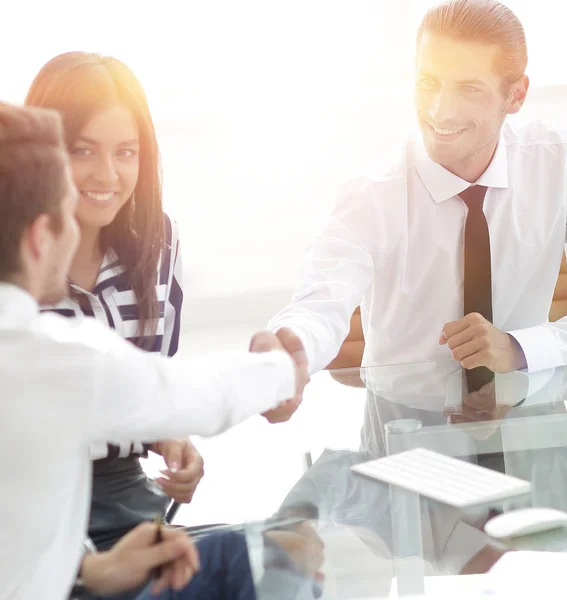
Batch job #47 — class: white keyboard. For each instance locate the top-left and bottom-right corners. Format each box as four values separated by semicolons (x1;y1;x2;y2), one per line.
351;448;531;508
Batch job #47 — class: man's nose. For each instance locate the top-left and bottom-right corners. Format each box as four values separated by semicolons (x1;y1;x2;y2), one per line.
429;87;459;124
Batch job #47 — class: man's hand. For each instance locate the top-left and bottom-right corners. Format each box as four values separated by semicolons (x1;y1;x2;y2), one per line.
440;313;527;373
151;439;204;503
445;380;512;438
461;545;508;575
80;522;200;596
249;327;310;423
265;522;325;576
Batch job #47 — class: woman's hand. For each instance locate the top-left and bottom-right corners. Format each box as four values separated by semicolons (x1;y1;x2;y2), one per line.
151;439;204;503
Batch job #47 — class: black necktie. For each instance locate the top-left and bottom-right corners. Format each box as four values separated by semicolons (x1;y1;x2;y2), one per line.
459;185;495;393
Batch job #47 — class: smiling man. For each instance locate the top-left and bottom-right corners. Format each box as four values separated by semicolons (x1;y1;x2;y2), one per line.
257;0;567;396
415;25;525;184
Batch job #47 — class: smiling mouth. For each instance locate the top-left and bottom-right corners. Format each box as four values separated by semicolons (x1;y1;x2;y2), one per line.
82;191;118;201
425;121;467;140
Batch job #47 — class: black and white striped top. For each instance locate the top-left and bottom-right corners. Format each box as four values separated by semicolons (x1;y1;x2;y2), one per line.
42;214;183;461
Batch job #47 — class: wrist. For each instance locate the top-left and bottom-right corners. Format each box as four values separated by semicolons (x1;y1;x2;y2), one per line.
149;441;163;456
80;552;114;595
507;334;527;371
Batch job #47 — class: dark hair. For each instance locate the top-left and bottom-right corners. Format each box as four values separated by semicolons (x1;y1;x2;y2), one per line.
417;0;528;86
0;103;68;280
25;52;164;346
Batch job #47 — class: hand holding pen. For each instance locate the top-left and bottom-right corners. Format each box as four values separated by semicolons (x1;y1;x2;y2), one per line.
78;519;200;597
149;513;200;595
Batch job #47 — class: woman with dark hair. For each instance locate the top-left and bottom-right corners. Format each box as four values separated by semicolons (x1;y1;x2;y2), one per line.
25;52;204;565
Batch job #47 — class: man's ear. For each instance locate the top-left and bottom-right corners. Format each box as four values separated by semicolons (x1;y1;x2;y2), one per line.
507;74;529;115
21;214;52;264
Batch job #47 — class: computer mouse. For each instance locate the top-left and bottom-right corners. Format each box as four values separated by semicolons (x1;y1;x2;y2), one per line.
485;507;567;539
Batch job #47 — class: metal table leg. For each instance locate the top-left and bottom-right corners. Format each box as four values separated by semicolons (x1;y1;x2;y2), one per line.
385;419;425;596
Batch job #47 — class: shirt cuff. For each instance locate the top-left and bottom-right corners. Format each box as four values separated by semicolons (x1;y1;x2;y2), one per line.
267;350;297;402
507;326;564;373
495;368;556;406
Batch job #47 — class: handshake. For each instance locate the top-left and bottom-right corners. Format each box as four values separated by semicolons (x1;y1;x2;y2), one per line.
249;328;310;423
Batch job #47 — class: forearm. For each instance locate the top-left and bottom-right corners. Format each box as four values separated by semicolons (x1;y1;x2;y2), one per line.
149;441;164;455
269;308;352;376
268;279;363;376
268;213;372;376
326;340;364;370
149;438;196;458
93;349;297;443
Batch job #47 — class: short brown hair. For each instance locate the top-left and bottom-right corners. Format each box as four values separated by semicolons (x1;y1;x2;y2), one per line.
417;0;528;85
0;103;69;280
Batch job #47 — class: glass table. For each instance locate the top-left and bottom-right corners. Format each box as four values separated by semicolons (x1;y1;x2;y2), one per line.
241;361;567;599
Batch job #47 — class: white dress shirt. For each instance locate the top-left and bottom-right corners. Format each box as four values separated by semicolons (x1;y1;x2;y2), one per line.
270;120;567;575
0;283;296;600
269;120;567;375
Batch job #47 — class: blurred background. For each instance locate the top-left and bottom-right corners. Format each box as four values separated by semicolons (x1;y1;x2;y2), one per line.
3;0;567;528
4;0;565;335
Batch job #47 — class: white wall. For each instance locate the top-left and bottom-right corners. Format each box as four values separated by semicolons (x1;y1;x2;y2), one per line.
2;0;566;332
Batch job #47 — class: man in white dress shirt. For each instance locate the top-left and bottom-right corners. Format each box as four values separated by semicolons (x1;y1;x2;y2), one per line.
0;102;309;599
257;0;567;379
250;0;567;580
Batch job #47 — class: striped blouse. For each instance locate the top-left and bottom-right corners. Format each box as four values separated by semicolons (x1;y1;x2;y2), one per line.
42;214;183;461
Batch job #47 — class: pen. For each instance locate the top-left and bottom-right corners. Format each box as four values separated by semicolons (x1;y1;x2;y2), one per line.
153;514;163;580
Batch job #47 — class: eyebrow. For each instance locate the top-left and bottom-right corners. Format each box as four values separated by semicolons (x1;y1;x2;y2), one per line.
417;71;487;87
75;136;140;146
417;71;438;79
455;79;487;87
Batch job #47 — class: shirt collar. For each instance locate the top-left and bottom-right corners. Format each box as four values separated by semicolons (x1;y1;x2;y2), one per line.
0;283;39;318
414;133;509;204
94;248;124;284
69;248;126;295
